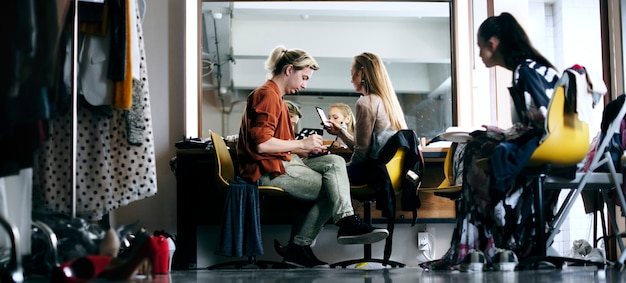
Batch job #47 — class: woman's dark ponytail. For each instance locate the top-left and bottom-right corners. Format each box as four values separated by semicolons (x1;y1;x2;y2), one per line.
479;12;556;70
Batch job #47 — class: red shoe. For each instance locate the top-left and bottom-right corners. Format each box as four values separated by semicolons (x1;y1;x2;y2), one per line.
98;229;158;280
50;255;113;283
151;235;169;274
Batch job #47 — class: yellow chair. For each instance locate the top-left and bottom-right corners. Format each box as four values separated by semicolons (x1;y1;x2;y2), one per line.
208;131;293;269
425;85;588;194
419;144;462;196
330;147;408;268
211;130;286;196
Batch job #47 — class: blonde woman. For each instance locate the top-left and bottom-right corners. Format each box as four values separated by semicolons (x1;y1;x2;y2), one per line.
326;52;407;185
327;103;355;148
237;45;389;268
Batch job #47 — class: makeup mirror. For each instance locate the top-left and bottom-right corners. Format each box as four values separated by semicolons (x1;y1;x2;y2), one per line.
196;1;454;139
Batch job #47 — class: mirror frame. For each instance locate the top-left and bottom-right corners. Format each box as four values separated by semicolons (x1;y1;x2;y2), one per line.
186;0;471;138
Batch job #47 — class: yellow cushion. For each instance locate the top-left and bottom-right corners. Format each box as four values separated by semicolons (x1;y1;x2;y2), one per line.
350;147;407;196
419;147;462;194
527;86;590;167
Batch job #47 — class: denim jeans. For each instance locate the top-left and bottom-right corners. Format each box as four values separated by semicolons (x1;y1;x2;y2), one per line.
259;154;354;246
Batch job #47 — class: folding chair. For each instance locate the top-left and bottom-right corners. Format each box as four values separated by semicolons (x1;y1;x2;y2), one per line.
519;72;626;269
537;95;626;268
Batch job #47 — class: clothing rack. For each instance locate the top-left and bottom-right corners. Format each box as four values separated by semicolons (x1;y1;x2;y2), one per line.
70;0;107;218
70;0;80;219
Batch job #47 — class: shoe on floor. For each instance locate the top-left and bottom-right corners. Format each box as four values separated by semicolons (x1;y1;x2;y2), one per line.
459;249;485;272
492;248;518;271
535;260;556;269
283;243;328;268
584;248;605;263
274;239;287;258
99;227;121;257
336;215;389;245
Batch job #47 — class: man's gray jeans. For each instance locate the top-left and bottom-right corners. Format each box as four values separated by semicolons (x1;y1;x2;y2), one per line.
259;154;354;246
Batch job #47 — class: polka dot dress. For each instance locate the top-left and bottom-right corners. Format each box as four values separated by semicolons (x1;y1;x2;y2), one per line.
32;8;157;221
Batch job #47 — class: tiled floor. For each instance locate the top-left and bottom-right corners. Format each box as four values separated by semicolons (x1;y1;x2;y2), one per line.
21;266;624;283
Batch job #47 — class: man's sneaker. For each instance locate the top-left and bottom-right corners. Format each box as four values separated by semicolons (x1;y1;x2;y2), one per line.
274;239;288;257
492;248;518;271
459;249;485;272
283;243;329;268
336;215;389;245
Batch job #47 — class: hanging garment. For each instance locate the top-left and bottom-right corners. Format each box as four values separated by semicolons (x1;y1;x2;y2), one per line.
215;176;264;258
32;1;156;220
373;129;424;224
77;0;141;109
1;0;69;178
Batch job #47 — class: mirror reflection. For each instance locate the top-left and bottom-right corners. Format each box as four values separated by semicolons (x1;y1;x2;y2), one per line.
200;1;453;140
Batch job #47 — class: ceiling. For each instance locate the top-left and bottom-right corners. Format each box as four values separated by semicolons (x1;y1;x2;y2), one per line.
201;1;452;104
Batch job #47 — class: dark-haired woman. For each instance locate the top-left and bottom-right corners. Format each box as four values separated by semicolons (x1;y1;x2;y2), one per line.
420;12;560;272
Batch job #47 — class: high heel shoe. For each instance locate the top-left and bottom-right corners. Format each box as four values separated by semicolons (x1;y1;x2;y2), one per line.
98;229;158;280
151;235;170;274
99;228;121;258
153;230;176;274
50;255;113;283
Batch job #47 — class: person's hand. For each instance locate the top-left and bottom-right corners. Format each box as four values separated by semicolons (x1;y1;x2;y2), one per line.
473;124;505;142
294;134;327;157
301;134;324;151
325;120;342;135
481;125;504;134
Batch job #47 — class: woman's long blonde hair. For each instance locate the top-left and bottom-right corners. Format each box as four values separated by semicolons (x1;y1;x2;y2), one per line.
353;52;407;130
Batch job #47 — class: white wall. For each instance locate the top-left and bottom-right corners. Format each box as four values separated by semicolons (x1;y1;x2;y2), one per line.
231;18;450;93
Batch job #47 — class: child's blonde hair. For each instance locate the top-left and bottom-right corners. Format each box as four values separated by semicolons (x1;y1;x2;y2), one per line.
329;103;355;134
